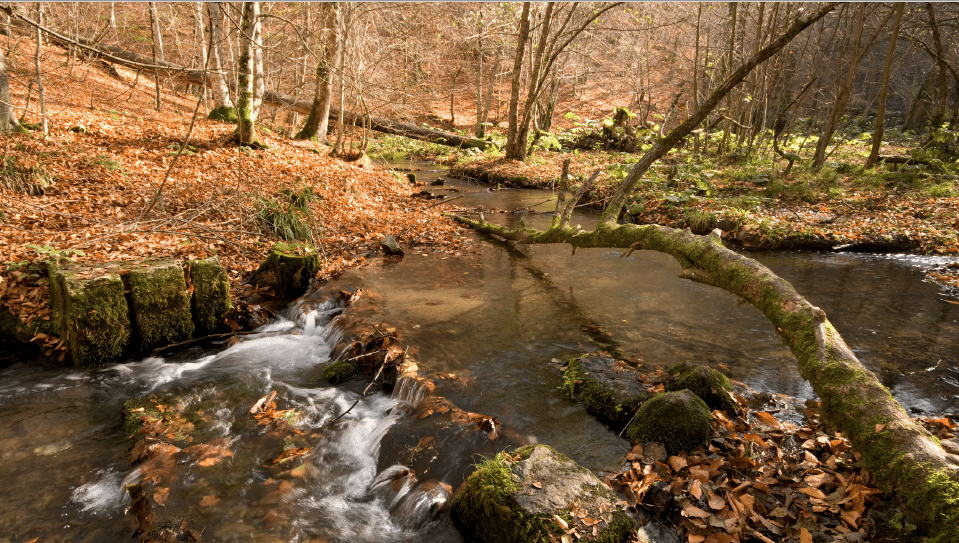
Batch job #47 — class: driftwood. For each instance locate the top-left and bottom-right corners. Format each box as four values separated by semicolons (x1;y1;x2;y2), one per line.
1;6;493;151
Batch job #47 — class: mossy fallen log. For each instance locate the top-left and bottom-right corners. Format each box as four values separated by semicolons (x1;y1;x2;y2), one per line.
451;215;959;542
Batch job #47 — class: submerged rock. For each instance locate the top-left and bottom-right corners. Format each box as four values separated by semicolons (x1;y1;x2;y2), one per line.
381;234;405;256
665;362;738;414
451;444;635;543
624;390;712;456
563;355;651;428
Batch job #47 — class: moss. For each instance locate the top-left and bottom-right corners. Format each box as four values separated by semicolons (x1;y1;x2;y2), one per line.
665;362;738;414
124;260;195;352
47;261;132;366
189;257;232;335
564;356;652;427
451;446;634;543
625;390;712;456
124;397;163;438
207;105;238;123
321;359;355;384
252;242;321;297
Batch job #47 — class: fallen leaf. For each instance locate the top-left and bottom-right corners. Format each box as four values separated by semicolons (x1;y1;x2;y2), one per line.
800;527;813;543
154;487;170;507
200;494;220;507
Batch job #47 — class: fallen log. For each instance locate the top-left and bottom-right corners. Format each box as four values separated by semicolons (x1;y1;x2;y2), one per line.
452;211;959;542
1;6;494;151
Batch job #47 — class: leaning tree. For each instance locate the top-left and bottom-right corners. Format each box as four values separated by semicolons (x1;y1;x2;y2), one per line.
454;4;959;541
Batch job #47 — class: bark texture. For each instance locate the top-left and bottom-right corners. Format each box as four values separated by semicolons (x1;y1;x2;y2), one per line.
451;215;959;542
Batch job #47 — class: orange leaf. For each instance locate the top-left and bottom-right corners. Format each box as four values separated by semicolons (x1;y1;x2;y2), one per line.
754;411;782;429
668;455;688;473
154;487;170;507
799;487;826;500
200;494;220;507
682;504;710;518
800;527;813;543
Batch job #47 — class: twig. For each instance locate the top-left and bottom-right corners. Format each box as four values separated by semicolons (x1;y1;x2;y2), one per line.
151;330;258;356
425;194;464;209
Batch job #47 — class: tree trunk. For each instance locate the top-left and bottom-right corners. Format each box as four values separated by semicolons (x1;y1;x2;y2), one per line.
719;2;737;154
33;3;47;136
504;2;531;160
865;3;904;169
206;2;235;117
295;2;338;142
251;2;264;121
148;2;164;111
236;1;258;146
0;46;22;133
193;2;208;103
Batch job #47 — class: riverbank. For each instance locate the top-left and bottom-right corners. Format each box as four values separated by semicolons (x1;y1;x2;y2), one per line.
0;47;470;364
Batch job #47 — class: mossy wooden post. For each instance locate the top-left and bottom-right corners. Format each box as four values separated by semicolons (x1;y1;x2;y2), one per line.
47;262;132;366
252;242;321;297
188;256;231;335
123;260;194;352
451;213;959;540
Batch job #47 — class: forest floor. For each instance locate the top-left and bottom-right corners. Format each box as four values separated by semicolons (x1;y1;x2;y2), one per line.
0;44;470;361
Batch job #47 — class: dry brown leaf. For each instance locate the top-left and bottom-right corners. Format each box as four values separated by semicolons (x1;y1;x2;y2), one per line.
754;411;782;430
800;527;813;543
668;455;688;473
154;487;170;507
707;492;726;511
200;494;220;507
682;504;710;519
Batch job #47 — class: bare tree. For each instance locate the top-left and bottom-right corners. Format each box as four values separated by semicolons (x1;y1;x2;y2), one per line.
865;3;904;169
206;2;235;121
236;1;261;146
295;2;339;142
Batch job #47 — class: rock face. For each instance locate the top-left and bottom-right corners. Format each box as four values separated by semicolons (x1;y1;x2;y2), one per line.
624;390;712;456
451;445;635;543
252;242;321;297
665;362;738;414
564;355;651;428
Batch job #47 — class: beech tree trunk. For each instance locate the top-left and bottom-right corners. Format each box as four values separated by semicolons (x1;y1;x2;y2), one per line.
0;46;22;133
504;2;531;160
236;2;259;146
295;2;338;142
206;2;235;116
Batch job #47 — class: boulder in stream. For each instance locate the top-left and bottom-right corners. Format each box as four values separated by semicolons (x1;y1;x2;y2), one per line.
665;362;739;414
624;390;712;456
451;444;635;543
563;355;652;428
251;241;321;297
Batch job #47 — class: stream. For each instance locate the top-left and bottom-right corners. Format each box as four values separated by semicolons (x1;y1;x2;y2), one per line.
0;161;956;542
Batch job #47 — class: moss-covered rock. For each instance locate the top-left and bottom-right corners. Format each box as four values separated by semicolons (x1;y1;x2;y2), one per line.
451;445;635;543
665;362;738;414
321;359;355;384
624;390;712;456
189;256;231;335
252;242;321;297
123;260;195;352
563;355;651;428
47;262;132;366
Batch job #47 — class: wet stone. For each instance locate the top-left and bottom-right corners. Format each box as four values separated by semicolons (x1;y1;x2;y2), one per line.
451;444;635;543
625;390;712;456
665;362;739;414
564;355;652;428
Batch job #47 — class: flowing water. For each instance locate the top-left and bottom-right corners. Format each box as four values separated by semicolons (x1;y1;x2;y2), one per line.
0;161;956;541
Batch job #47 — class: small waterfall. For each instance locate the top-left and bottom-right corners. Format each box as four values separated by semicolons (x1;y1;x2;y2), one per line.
391;376;432;410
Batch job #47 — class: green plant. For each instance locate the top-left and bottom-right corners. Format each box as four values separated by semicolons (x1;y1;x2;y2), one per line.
0;156;52;195
924;181;957;198
167;143;197;156
255;196;312;241
94;155;126;173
